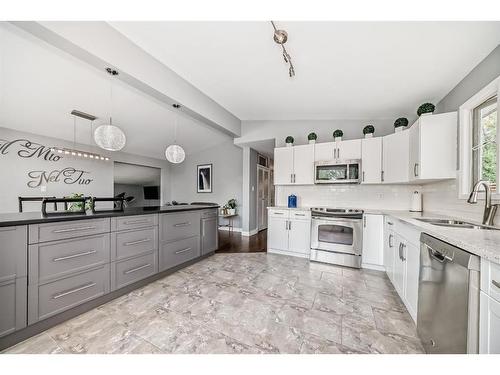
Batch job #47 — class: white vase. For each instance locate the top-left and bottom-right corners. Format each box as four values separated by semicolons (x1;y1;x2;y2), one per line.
334;137;342;142
395;127;403;133
308;139;316;144
364;133;373;138
286;143;293;147
420;112;433;116
227;208;236;215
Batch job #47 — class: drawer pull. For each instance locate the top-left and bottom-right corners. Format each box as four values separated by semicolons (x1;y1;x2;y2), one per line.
53;226;96;233
294;213;306;216
174;222;191;227
124;238;151;246
53;250;97;262
175;247;192;254
387;221;393;226
52;282;96;299
273;212;284;215
124;263;152;275
123;219;150;225
492;280;500;289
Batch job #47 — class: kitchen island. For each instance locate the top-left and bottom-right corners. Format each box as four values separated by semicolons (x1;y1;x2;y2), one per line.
0;204;219;350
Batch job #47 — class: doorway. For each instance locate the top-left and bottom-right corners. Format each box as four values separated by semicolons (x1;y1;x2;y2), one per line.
257;164;271;231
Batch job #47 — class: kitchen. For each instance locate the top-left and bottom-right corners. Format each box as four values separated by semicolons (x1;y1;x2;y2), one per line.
1;4;500;371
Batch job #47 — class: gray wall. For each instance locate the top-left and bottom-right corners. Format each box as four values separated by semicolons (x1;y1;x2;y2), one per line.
169;139;243;228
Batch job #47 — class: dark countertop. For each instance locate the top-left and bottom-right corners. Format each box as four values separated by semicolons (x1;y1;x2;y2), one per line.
0;205;219;227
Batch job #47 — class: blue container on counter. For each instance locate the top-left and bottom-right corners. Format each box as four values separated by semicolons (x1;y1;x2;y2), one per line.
287;194;297;208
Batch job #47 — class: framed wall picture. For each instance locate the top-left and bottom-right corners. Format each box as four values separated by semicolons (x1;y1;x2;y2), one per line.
197;163;212;193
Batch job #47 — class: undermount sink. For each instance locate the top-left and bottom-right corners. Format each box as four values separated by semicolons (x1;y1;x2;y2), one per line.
416;218;500;231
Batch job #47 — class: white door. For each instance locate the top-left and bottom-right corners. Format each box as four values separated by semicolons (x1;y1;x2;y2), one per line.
314;142;335;161
361;137;382;184
267;216;289;251
408;121;421;181
288;219;311;255
274;147;293;185
383;131;410;183
393;234;406;297
384;225;396;283
405;241;420;322
480;292;500;354
257;166;270;231
293;144;315;185
361;214;384;268
337;139;361;160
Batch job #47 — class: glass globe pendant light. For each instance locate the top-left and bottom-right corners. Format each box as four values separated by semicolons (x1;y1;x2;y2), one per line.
94;68;127;152
165;106;186;164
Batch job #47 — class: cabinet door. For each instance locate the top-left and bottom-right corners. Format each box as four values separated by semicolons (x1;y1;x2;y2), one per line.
384;226;396;283
362;214;384;268
361;137;382;184
288;219;311;255
267;216;289;251
201;217;218;255
314;142;335;162
274;147;294;185
480;291;500;354
405;241;420;322
337;139;361;160
393;235;406;297
292;144;314;185
383;131;410;183
0;277;27;338
409;121;420;181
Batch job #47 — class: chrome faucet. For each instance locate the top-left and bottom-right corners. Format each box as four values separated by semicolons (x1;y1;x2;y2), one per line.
467;180;499;226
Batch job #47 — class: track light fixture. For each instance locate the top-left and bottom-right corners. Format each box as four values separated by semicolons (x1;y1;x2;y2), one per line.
271;21;295;77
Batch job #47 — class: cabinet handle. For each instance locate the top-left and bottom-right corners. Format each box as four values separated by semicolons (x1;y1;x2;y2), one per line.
289;220;292;230
401;243;406;261
124;238;151;246
174;222;191;227
338;148;340;159
363;216;366;227
124;263;152;275
362;171;365;182
123;219;149;225
290;174;293;183
175;247;192;254
274;212;284;215
414;163;419;177
53;282;96;300
53;250;97;262
53;226;96;233
381;171;384;182
388;234;394;248
398;243;402;260
492;280;500;289
294;213;306;216
285;220;288;230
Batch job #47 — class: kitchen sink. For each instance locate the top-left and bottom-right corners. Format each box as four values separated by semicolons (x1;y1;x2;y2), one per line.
416;218;500;230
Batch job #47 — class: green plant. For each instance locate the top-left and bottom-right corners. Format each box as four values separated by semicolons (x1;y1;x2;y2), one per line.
224;198;237;210
333;129;343;138
66;193;91;212
363;125;375;135
417;102;435;116
307;132;317;141
394;117;409;128
285;136;294;144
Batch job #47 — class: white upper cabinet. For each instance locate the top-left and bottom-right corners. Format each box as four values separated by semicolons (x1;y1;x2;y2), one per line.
337;139;361;160
361;137;382;184
314;141;335;161
383;130;410;183
274;144;314;185
409;112;457;182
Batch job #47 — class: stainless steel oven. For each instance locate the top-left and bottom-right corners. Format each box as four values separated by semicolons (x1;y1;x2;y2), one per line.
310;208;363;268
314;159;361;184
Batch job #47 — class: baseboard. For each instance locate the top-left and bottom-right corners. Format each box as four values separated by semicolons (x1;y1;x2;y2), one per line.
241;228;258;237
218;226;242;232
361;263;386;272
268;248;310;259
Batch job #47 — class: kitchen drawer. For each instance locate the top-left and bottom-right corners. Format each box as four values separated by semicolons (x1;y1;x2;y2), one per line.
30;264;110;324
112;251;158;291
0;226;27;280
29;218;110;244
201;209;218;219
113;227;158;261
111;214;158;232
290;210;311;220
481;259;500;303
160;211;200;243
268;208;289;219
159;236;200;272
31;234;110;283
0;276;27;338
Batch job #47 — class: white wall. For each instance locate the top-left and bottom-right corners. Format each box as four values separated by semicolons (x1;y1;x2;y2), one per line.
0;126;171;213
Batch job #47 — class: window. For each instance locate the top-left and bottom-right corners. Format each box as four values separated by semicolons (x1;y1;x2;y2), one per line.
472;95;498;191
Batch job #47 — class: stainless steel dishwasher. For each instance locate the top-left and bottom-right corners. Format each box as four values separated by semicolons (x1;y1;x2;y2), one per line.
417;233;480;353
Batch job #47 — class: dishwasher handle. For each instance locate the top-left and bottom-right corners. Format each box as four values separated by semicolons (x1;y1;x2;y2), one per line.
428;245;454;263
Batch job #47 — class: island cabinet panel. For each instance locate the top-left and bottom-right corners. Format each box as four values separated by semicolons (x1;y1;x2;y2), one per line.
29;218;111;243
160;211;201;244
112;251;158;290
0;226;27;338
112;227;158;261
159;236;200;272
111;214;158;232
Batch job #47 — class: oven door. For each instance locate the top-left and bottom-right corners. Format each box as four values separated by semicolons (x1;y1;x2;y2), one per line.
311;217;362;255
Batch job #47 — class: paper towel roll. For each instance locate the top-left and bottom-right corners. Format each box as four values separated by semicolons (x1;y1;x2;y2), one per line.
410;191;422;212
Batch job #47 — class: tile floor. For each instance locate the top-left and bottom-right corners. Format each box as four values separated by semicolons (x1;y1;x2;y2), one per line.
4;253;424;354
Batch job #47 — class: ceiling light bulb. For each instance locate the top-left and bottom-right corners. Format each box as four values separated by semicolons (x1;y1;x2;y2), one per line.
165;144;186;164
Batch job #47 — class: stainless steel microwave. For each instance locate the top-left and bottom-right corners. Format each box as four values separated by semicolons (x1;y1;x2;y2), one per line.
314;159;361;184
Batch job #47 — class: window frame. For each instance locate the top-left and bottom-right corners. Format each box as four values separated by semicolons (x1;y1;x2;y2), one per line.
458;75;500;200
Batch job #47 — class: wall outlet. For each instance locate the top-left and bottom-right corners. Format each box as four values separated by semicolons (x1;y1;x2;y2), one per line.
40;185;47;193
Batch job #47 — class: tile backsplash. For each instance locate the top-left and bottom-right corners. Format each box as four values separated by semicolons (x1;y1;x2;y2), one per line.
276;184;421;210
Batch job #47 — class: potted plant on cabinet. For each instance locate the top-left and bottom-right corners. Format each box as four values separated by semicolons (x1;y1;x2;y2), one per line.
307;132;317;144
394;117;409;132
363;125;375;138
285;136;294;147
417;102;435;117
333;129;343;142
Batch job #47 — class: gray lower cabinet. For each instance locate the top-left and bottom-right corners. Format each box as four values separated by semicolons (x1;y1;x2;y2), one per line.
160;211;201;243
112;227;158;261
0;226;27;337
201;209;218;255
111;214;159;232
29;218;111;244
112;251;158;290
159;236;200;272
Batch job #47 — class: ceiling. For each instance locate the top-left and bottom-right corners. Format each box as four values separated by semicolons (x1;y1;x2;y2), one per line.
110;21;500;120
0;23;232;160
113;162;161;185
